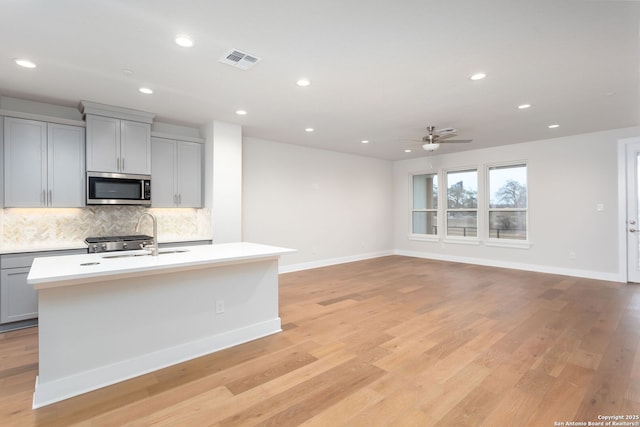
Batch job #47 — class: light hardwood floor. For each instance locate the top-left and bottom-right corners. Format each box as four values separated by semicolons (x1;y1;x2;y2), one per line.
2;255;640;426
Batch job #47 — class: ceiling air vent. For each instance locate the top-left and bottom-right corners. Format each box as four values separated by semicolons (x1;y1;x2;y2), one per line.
220;49;261;70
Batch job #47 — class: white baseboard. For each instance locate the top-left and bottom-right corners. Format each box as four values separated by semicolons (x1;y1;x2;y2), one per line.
394;249;626;282
279;250;394;274
278;248;625;282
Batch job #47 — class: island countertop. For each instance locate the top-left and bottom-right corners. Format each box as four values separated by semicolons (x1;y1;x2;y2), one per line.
30;241;294;408
28;242;295;289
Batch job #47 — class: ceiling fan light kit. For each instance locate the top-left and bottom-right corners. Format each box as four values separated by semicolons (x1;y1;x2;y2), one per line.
422;143;440;152
401;125;473;153
415;125;473;152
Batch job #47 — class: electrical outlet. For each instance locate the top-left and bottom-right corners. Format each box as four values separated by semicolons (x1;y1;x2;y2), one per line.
215;300;225;314
569;251;576;259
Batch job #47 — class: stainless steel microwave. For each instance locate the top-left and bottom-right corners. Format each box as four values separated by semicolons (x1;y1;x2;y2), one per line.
87;172;151;205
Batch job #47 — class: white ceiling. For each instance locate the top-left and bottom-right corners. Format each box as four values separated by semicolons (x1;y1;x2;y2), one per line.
1;0;638;160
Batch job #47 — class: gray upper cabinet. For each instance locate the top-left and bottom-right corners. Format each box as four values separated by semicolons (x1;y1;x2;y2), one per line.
80;101;155;175
86;115;151;174
151;137;175;207
48;123;86;206
177;141;202;207
0;116;3;209
151;137;202;208
4;117;85;208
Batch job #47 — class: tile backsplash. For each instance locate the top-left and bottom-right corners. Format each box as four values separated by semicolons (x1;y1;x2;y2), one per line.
0;206;212;249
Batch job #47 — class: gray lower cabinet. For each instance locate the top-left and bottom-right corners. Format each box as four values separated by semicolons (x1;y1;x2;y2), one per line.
0;249;85;328
1;266;34;323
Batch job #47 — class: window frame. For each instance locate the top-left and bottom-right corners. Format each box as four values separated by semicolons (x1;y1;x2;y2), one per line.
485;161;531;248
407;161;532;249
409;171;440;241
444;167;480;244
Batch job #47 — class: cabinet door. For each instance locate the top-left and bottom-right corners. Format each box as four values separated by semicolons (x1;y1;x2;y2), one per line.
86;115;120;172
48;124;85;207
4;117;47;207
151;137;177;207
0;117;4;208
121;120;151;174
177;141;202;208
0;267;37;323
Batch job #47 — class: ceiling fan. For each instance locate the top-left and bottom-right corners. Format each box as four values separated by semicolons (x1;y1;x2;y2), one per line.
413;126;473;152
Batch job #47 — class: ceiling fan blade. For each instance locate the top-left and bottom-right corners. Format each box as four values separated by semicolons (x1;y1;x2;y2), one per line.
440;139;472;144
434;127;456;135
435;133;458;141
402;126;472;150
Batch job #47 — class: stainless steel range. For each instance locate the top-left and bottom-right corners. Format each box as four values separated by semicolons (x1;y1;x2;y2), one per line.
85;235;154;253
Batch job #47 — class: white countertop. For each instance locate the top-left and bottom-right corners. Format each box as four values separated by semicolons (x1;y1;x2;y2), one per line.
0;242;87;254
28;242;295;289
0;237;213;255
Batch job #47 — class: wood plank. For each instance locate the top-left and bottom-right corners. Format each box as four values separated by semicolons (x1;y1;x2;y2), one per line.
1;255;639;425
225;350;318;395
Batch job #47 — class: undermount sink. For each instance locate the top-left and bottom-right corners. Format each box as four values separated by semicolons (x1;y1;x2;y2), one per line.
101;249;189;259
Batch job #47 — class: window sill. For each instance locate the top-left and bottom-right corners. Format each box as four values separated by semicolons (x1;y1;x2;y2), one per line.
485;239;532;249
443;237;481;246
408;234;439;242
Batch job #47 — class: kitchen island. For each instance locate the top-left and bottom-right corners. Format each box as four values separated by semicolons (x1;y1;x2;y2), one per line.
27;242;294;408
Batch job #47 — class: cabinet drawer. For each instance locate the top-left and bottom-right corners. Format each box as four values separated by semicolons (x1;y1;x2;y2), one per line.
1;253;38;269
1;249;85;269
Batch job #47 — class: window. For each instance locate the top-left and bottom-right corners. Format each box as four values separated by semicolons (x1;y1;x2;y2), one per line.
446;169;478;237
488;164;527;240
411;173;438;235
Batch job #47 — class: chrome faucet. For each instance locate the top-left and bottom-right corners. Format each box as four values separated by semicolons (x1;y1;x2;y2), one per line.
135;212;158;256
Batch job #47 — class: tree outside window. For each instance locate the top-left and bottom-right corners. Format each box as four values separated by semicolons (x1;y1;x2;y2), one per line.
488;164;528;240
446;170;478;237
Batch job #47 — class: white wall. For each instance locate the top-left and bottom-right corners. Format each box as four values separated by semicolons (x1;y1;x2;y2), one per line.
394;127;640;281
202;121;242;243
242;137;394;270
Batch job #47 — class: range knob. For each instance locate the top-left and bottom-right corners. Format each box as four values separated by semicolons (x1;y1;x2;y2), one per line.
123;242;128;249
101;244;107;251
92;244;98;252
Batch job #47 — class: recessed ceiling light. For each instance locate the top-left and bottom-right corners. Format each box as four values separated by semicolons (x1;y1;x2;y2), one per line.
296;78;311;87
175;35;194;48
236;110;247;115
139;87;153;94
14;58;36;69
518;104;531;109
122;68;134;76
470;72;486;81
305;128;314;132
405;149;412;153
361;140;369;144
548;124;560;129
